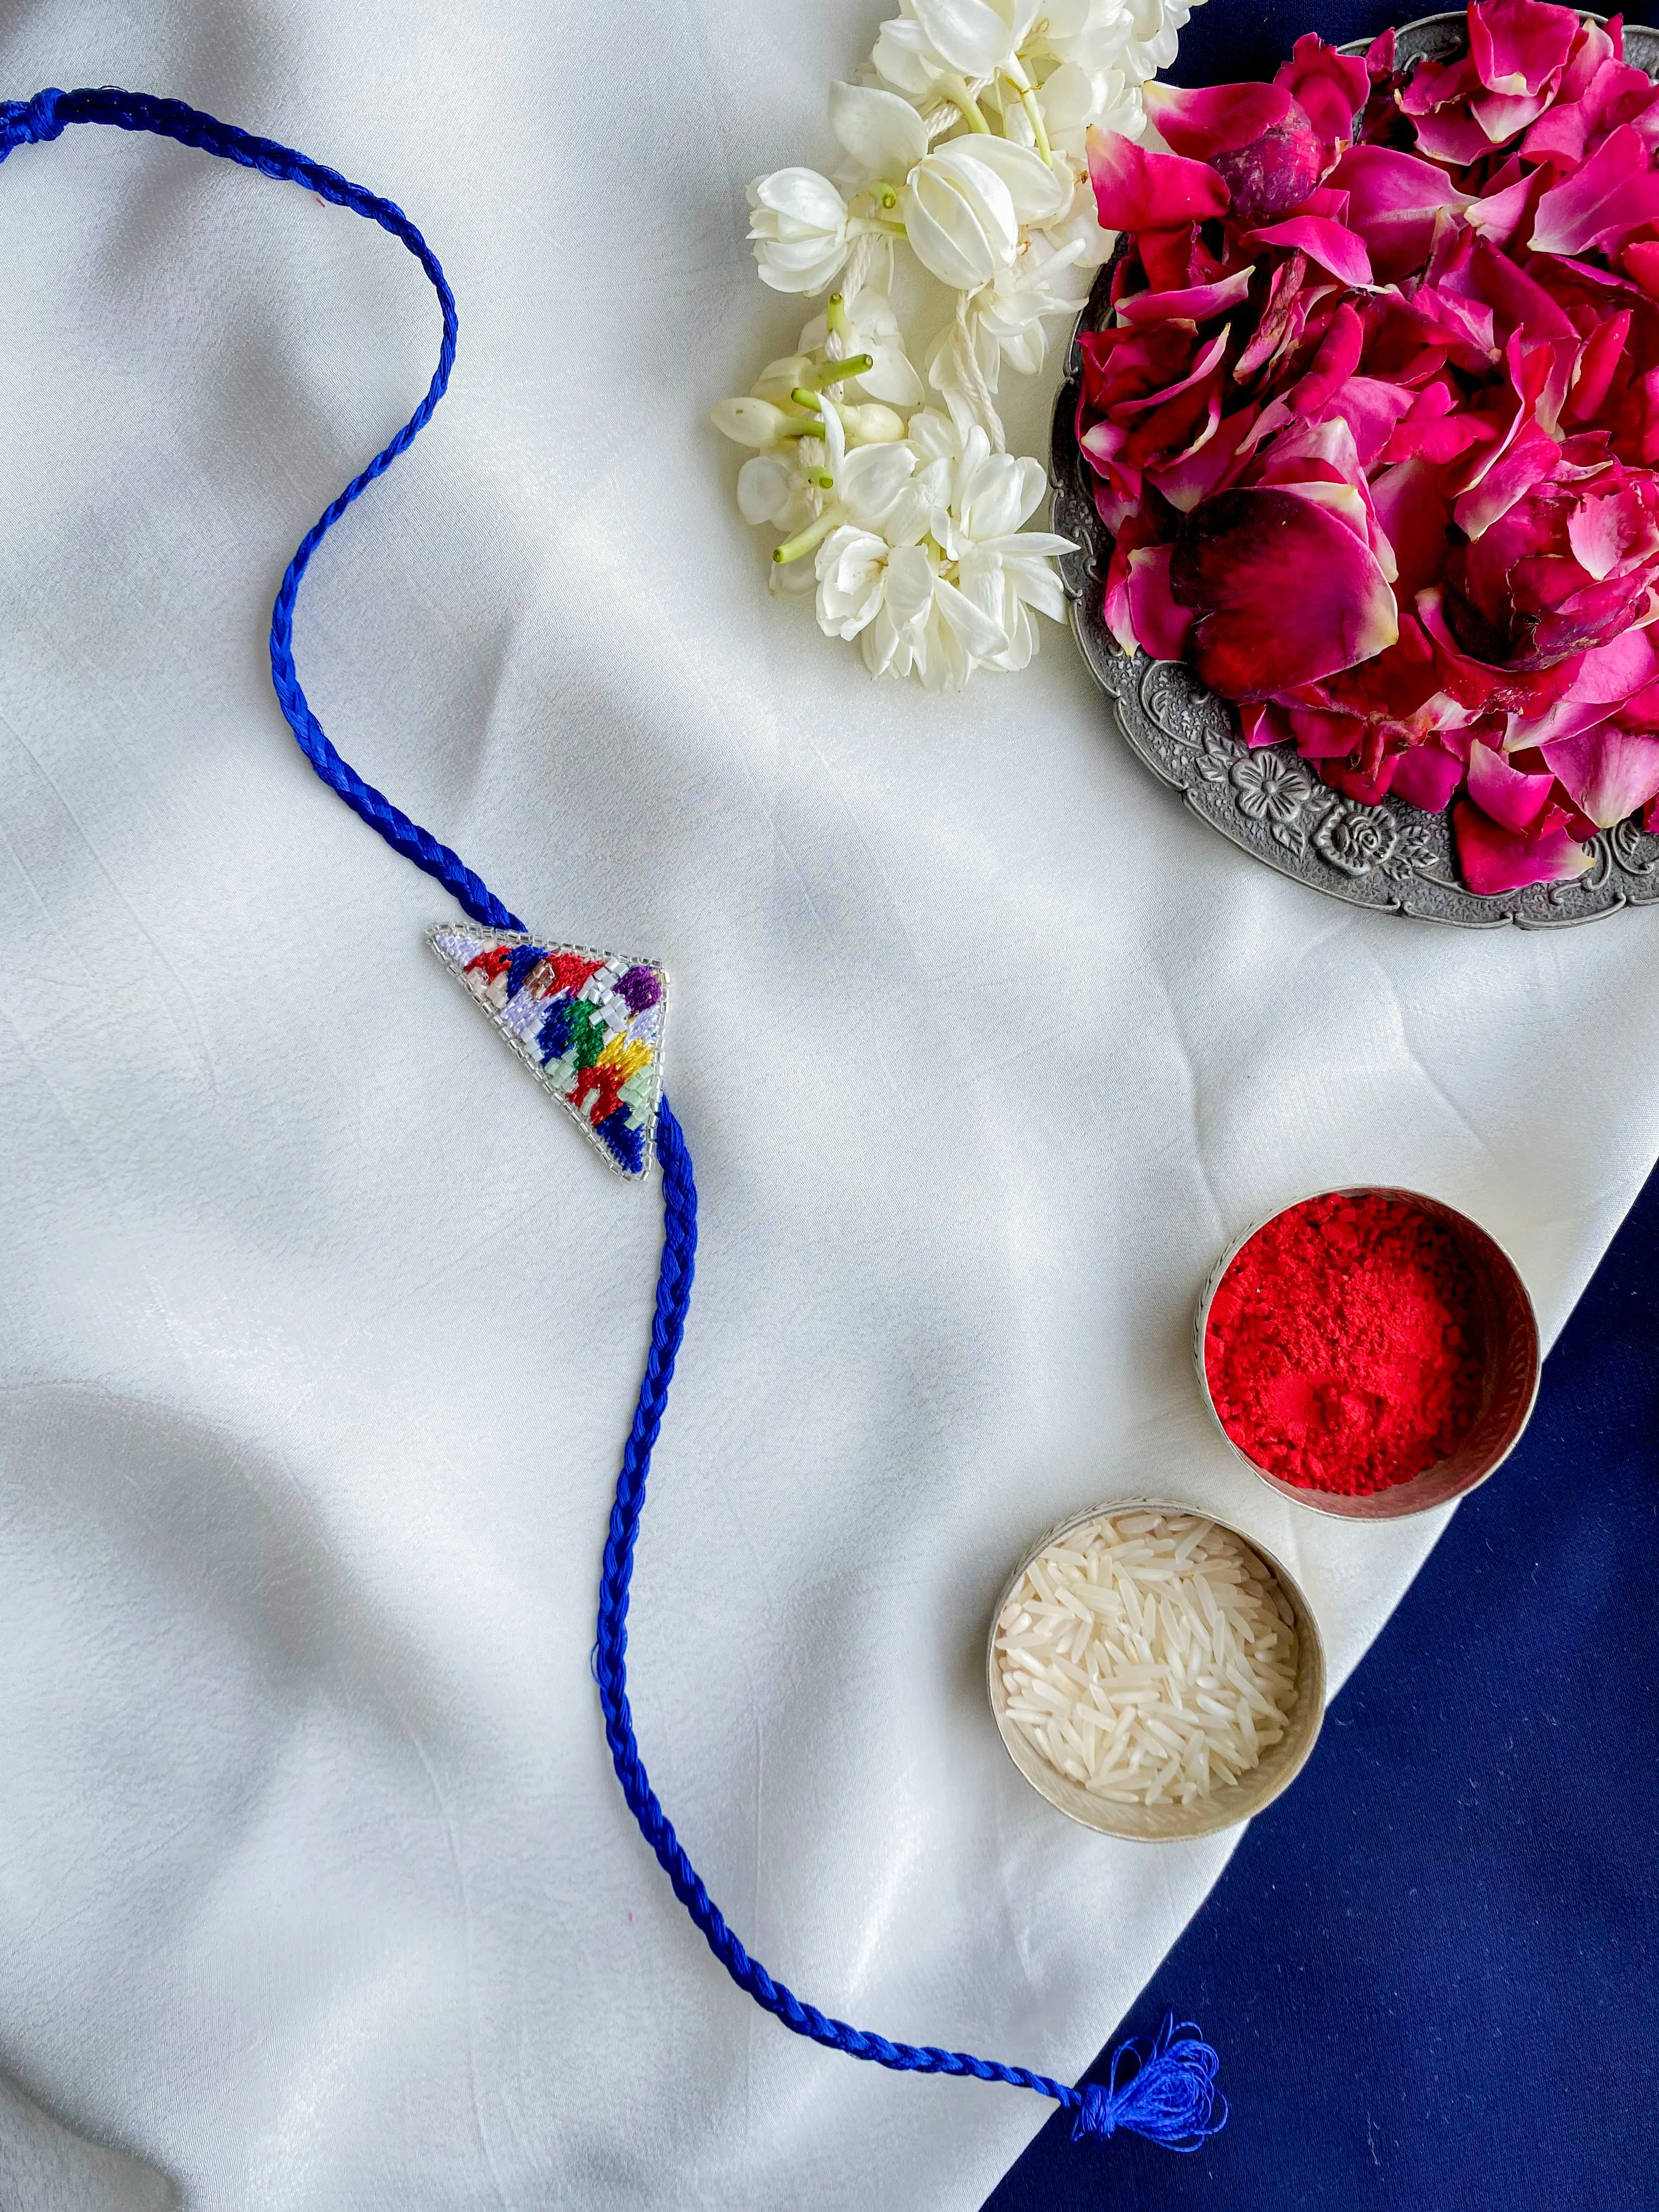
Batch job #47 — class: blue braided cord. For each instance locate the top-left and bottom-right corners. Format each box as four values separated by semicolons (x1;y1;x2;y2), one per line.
0;84;522;932
595;1098;1090;2117
0;83;1226;2149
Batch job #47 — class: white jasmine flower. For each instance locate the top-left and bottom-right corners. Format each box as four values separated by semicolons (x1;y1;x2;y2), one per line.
827;80;928;187
912;573;1013;687
1121;0;1204;83
822;80;1067;294
798;287;924;407
1042;0;1136;69
873;0;1043;93
748;168;851;294
947;234;1095;386
817;529;913;639
809;397;1000;686
898;411;1073;672
719;0;1204;684
936;424;1075;670
810;405;1072;686
816;528;1008;689
1039;168;1118;268
737;453;815;534
851;544;940;676
1039;59;1146;162
902;137;1069;289
710;396;809;449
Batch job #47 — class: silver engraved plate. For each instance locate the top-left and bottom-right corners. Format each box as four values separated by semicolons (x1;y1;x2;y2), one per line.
1050;12;1659;927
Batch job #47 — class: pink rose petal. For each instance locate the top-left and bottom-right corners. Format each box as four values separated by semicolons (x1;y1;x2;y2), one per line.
1240;699;1296;748
1147;405;1259;511
1114;267;1257;325
1453;797;1594;888
1463;167;1543;249
1564;311;1632;425
1468;0;1578;98
1102;511;1164;653
1565;476;1659;577
1401;50;1482;117
1532;123;1659;256
1568;625;1659;701
1274;34;1371;144
1288;301;1364;414
1452;417;1565;538
1108;325;1231;420
1370;458;1455;600
1170;486;1400;698
1319;376;1419;468
1286;706;1367;758
1243;215;1373;286
1464;234;1577;341
1329;146;1473;276
1391;743;1468;810
1142;81;1295;160
1125;545;1196;661
1541;722;1659;821
1413;103;1504;167
1467;734;1557;830
1087;128;1230;231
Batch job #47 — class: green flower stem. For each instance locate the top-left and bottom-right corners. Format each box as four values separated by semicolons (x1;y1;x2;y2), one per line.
826;292;850;337
808;353;873;386
1002;59;1054;167
934;72;991;132
774;504;845;564
790;387;823;411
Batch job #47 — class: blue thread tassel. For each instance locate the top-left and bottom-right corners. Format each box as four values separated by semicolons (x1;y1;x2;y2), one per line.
1070;2016;1228;2151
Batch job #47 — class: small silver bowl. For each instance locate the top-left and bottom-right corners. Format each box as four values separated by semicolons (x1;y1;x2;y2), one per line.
1195;1188;1541;1522
986;1499;1327;1842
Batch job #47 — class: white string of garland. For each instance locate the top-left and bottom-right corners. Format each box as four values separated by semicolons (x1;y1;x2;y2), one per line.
712;0;1208;690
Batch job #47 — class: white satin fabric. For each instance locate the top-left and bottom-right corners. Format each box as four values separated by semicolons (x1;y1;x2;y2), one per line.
2;4;1656;2208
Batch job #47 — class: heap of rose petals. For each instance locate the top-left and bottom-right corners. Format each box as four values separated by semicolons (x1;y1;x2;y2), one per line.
1080;1;1659;893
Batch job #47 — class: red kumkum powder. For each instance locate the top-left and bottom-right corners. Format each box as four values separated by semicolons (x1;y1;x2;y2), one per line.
1203;1193;1487;1496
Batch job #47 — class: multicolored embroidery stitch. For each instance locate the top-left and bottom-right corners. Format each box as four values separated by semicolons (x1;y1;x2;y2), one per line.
430;927;666;1178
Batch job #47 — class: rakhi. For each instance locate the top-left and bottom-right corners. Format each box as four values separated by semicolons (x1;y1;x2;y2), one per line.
0;86;1224;2160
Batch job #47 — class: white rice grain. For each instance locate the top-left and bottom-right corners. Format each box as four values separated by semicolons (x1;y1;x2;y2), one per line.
995;1513;1299;1809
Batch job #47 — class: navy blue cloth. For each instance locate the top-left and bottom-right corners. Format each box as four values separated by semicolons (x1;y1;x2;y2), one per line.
1166;0;1402;86
988;1154;1659;2210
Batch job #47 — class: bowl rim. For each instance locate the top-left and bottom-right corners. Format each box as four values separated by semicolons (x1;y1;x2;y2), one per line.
1193;1186;1543;1521
985;1496;1328;1842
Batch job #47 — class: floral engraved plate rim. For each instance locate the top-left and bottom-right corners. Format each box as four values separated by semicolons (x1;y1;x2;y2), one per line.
1049;10;1659;929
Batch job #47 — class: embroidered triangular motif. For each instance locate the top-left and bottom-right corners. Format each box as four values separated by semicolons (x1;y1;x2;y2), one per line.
430;927;667;1178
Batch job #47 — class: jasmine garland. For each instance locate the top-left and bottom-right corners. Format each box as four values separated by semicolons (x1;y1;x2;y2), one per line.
711;0;1207;690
